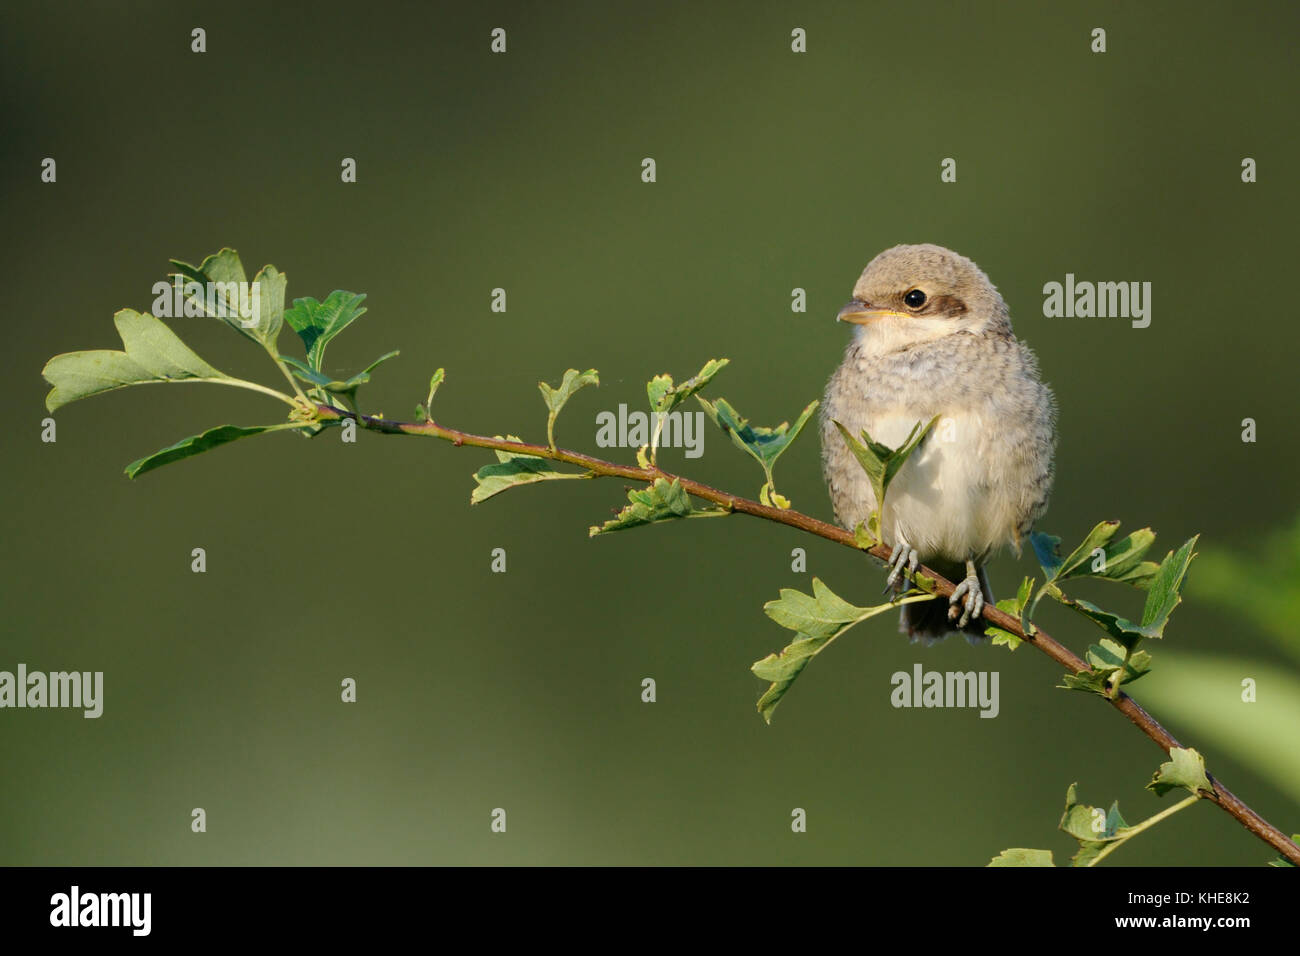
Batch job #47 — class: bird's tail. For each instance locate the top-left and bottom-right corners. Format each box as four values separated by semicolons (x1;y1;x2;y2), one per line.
900;561;994;646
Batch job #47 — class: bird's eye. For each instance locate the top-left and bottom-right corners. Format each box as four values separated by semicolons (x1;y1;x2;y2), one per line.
904;289;927;309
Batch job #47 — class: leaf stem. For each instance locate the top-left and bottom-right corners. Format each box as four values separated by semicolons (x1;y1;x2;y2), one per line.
1086;793;1201;866
199;377;300;409
1109;643;1135;700
266;347;310;404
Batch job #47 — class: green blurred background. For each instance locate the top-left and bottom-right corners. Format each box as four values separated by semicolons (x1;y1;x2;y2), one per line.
2;0;1297;865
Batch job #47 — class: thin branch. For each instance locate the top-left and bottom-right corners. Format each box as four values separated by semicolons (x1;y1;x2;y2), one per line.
315;403;1300;865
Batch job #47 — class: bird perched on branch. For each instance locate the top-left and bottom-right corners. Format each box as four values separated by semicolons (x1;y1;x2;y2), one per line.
820;244;1056;642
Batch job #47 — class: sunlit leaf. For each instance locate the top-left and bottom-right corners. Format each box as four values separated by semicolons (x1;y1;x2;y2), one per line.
124;423;288;478
988;577;1034;650
283;289;368;369
1059;784;1131;866
646;358;728;414
588;477;725;535
830;416;938;523
1056;537;1198;645
170;249;284;348
471;435;591;504
987;848;1055;867
43;309;231;412
753;579;933;722
539;368;599;447
1148;747;1213;798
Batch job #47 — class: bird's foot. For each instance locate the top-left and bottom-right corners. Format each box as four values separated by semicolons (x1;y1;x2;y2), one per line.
948;560;984;628
884;543;919;594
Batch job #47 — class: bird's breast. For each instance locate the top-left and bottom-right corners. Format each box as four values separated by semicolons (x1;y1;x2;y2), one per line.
825;404;1017;563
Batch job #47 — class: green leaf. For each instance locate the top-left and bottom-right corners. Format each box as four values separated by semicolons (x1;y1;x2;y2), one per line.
539;368;599;416
697;396;818;507
124;423;287;478
988;577;1034;650
831;416;938;522
249;264;286;348
1086;638;1153;682
1055;522;1122;579
1148;747;1213;798
1040;520;1164;587
170;249;284;348
170;247;246;292
280;355;334;388
43;309;231;412
1058;669;1115;696
1088;528;1161;588
282;351;399;400
753;579;934;722
762;576;880;640
646;358;728;414
1060;784;1127;840
1138;535;1199;632
987;848;1055;867
1033;522;1159;588
337;350;400;390
1059;784;1131;866
697;396;819;472
588;477;725;536
425;368;445;414
539;368;599;448
1056;537;1199;645
471;435;591;504
1059;639;1153;696
282;290;368;369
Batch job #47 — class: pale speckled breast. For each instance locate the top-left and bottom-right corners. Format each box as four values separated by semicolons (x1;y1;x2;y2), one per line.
820;331;1055;563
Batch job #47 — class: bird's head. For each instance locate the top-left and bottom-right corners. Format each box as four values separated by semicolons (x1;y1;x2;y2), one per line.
837;244;1011;355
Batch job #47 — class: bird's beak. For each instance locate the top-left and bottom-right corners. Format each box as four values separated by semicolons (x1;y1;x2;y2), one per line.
836;300;906;324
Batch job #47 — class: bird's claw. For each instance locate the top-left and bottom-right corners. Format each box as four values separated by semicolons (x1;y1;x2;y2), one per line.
884;544;919;595
948;570;984;628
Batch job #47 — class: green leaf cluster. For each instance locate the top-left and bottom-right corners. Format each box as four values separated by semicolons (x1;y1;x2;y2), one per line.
169;248;285;348
992;771;1208;868
752;578;934;723
1147;747;1213;798
43;309;231;412
42;249;403;476
588;478;726;536
539;368;599;449
986;576;1034;650
1059;783;1132;866
647;358;728;415
471;435;592;504
697;397;817;509
830;416;937;544
1022;521;1198;698
645;359;728;462
1057;638;1152;694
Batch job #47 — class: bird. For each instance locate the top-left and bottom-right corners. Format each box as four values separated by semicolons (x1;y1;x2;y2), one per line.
819;244;1056;643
